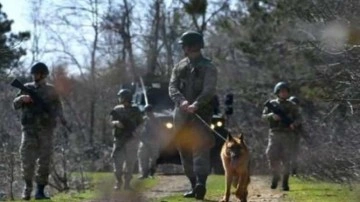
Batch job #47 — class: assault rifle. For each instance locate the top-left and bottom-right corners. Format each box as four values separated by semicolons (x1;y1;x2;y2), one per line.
11;78;72;132
264;100;294;127
11;79;51;114
111;108;139;149
111;109;137;136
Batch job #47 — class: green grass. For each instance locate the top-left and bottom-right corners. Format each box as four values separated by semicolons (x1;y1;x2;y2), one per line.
157;175;360;202
285;177;360;202
9;172;158;202
9;190;95;202
8;173;360;202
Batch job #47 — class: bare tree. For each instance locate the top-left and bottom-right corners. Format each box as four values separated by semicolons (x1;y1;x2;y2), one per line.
45;0;105;148
145;0;162;74
102;0;137;80
160;9;175;75
28;0;45;64
179;0;229;33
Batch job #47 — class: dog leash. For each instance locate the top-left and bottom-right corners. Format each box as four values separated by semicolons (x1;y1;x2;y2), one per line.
194;113;227;141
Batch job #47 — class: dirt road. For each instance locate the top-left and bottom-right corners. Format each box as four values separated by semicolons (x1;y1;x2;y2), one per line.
142;175;288;202
90;174;288;202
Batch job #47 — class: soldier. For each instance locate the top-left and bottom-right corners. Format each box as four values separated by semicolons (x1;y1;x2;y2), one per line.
13;62;67;200
262;82;301;191
137;104;162;179
169;30;217;200
110;89;143;190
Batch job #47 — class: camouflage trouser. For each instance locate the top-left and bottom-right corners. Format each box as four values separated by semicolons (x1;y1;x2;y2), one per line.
112;137;139;184
20;127;54;185
137;141;159;176
266;130;296;176
291;133;301;171
175;118;214;180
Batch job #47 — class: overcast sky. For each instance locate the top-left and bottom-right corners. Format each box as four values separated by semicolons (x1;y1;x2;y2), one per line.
2;0;173;74
1;0;240;74
2;0;31;32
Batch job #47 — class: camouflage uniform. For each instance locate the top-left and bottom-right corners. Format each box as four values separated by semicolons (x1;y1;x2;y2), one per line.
137;115;162;178
13;79;64;198
110;104;143;189
169;54;217;196
262;97;301;190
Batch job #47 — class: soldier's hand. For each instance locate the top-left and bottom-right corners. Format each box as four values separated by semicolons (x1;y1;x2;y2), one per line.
112;121;124;128
272;114;281;121
187;104;198;113
289;124;295;130
180;100;189;111
20;95;33;103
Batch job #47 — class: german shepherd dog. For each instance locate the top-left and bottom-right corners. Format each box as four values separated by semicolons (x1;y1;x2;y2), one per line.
220;134;250;202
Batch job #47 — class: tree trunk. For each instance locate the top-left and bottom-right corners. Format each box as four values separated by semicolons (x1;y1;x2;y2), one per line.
89;0;99;148
161;10;174;75
123;0;136;79
147;0;162;74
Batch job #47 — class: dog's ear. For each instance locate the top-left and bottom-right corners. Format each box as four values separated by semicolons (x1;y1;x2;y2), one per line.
239;133;245;143
226;133;234;142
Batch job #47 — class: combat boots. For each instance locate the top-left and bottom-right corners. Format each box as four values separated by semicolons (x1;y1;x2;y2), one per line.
149;167;156;178
114;181;122;190
34;184;50;200
282;174;290;191
138;169;149;180
292;167;298;176
21;180;32;201
183;177;196;198
123;173;133;190
194;175;207;200
270;174;280;189
114;174;123;190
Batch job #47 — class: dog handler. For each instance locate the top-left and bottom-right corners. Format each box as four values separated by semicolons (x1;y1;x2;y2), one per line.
169;30;217;200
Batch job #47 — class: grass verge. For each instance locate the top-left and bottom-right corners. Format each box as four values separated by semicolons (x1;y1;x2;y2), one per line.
157;175;360;202
285;177;360;202
9;172;158;202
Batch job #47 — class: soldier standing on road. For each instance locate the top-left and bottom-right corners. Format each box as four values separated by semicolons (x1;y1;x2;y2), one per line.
137;104;162;179
262;82;301;191
169;30;217;200
13;62;67;200
110;89;143;190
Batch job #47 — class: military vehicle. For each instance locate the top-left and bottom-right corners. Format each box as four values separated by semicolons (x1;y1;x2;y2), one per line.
129;76;233;174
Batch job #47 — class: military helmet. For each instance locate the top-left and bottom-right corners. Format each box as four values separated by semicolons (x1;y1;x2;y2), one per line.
144;104;153;112
30;62;49;75
178;31;204;48
289;96;299;104
273;81;290;94
117;88;132;102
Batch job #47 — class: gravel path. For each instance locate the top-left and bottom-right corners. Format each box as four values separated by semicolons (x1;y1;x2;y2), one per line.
247;176;287;202
87;175;287;202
